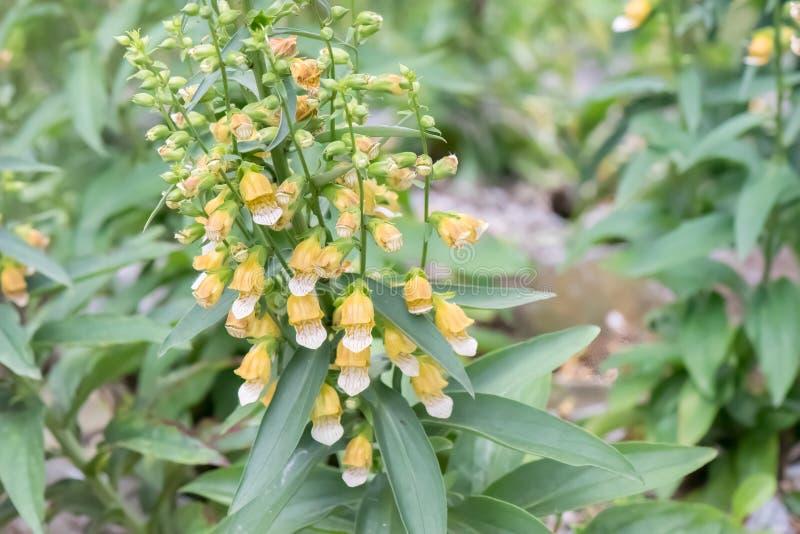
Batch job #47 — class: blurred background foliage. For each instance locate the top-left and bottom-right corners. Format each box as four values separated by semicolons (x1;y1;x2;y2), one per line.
3;0;800;532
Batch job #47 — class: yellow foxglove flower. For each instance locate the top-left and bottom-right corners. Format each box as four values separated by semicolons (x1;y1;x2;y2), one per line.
459;213;489;241
209;117;231;143
314;241;353;279
230;112;255;140
363;179;401;219
744;28;775;67
276;175;305;207
386;166;416;191
612;0;651;33
310;383;344;445
192;270;229;308
290;58;322;91
269;35;297;58
1;265;29;307
295;95;318;121
354;136;381;160
288;234;323;296
430;212;471;249
20;227;50;250
234;340;274;405
204;190;229;216
324;184;359;212
247;311;281;339
367;73;405;95
225;309;252;338
228;250;265;319
411;357;453;419
403;270;433;315
384;323;419;376
434;296;477;356
369;221;403;252
335;341;371;396
342;435;373;487
200;201;237;243
337;287;375;352
336;209;360;238
192;243;227;271
261;381;278;407
239;169;282;225
287;293;327;349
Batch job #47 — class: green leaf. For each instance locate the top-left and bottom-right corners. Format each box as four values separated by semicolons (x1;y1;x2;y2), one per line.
0;399;45;534
355;474;405;534
486;442;716;515
318;125;445;143
0;156;59;173
66;48;108;155
430;282;553;309
678;292;731;397
448;496;550;534
105;414;226;465
616;150;661;206
731;473;776;522
677;380;718;445
363;383;447;534
268;467;364;533
677;113;763;171
745;279;800;405
158;290;237;356
185;70;221;112
584;76;670;103
367;278;473;395
735;163;795;259
230;344;331;511
0;304;39;379
605;213;732;278
457;326;600;396
0;227;71;286
420;393;636;477
216;433;330;533
583;501;746;534
679;66;703;134
34;314;169;346
180;466;243;505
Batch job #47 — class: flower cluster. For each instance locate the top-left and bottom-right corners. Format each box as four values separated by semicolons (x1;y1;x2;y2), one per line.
0;226;50;307
121;0;487;488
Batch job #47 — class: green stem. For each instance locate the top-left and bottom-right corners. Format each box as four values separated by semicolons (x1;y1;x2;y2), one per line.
411;92;432;268
342;99;368;276
773;3;786;157
665;0;681;77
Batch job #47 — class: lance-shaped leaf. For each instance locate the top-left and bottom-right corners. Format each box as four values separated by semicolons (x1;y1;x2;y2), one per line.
230;344;330;511
0;399;45;534
0;228;71;287
355;474;405;534
448;496;550;534
367;278;473;395
583;501;746;534
0;304;40;379
217;433;331;532
363;383;447;534
34;314;169;347
430;281;553;309
158;290;237;356
418;393;636;478
486;442;716;515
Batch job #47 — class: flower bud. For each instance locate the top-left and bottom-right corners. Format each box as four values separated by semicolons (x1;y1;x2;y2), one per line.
352;151;370;169
166;130;191;148
159;37;178;49
181;2;200;15
331;5;349;20
174;222;205;244
366;74;404;95
218;8;241;25
188;44;216;60
432;155;458;179
145;124;171;141
420;114;435;129
225;51;248;68
355;11;383;26
132;93;155;107
269;36;297;58
199;5;212;18
415;154;432;176
324;140;349;160
157;144;186;162
294;129;314;148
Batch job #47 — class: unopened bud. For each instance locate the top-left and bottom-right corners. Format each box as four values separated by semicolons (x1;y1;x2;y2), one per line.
157;144;186;162
132;93;155;107
159;37;178;49
167;130;191;148
225;51;248;67
230;242;249;262
178;200;204;217
199;5;213;18
416;154;432;176
355;11;383;26
174;223;205;244
114;35;132;46
181;2;200;15
320;26;334;41
168;76;187;90
324;140;349;159
420;115;435;129
188;44;215;60
331;6;349;20
295;129;315;148
146;124;171;141
218;9;241;25
352;151;370;169
432;155;458;179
